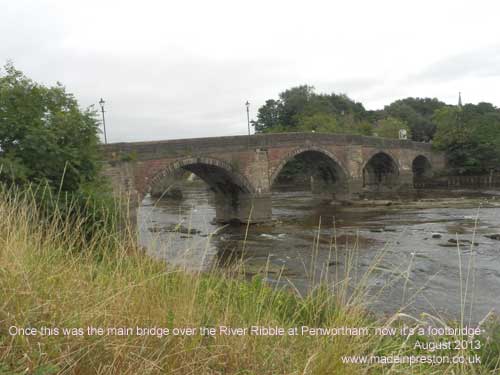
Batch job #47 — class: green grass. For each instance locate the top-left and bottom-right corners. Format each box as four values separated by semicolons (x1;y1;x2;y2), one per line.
0;187;498;374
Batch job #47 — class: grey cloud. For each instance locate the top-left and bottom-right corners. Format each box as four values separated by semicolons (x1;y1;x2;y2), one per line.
4;1;500;142
6;44;297;141
407;45;500;83
316;77;383;96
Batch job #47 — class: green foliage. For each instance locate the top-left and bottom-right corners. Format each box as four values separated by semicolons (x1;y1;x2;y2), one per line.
356;121;375;136
253;99;281;132
296;112;339;132
0;62;118;240
479;319;500;370
251;85;370;135
253;90;446;142
375;116;410;139
432;106;470;147
383;97;446;141
0;62;101;192
433;104;500;174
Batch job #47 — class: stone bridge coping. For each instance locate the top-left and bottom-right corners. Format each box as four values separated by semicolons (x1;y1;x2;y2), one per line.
102;132;433;160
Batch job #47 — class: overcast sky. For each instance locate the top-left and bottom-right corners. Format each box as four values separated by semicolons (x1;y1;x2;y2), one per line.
1;0;500;143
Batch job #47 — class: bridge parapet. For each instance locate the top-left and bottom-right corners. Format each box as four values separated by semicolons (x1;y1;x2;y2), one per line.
103;132;434;160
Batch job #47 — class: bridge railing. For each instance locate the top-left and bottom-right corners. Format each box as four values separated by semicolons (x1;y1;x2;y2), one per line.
414;173;500;189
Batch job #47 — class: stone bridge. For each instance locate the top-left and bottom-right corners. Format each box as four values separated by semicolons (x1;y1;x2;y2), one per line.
102;133;446;223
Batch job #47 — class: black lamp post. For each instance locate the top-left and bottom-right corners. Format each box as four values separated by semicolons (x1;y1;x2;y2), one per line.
245;100;250;136
99;98;108;144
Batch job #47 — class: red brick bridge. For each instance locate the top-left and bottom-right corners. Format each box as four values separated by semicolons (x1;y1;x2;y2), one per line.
102;133;446;223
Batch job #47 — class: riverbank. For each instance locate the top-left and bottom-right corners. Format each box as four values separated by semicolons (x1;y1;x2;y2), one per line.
1;191;499;374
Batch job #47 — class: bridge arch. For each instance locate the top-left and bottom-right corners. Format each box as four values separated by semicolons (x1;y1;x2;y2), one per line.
412;155;433;187
412;155;432;177
362;151;400;191
147;157;255;196
270;146;349;199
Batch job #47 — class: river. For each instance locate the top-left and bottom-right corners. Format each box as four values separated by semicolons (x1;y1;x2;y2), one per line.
138;184;500;323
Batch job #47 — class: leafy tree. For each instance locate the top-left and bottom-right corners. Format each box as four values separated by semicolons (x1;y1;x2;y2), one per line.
353;121;374;136
296;113;339;132
375;116;410;139
251;85;369;134
433;104;500;174
383;97;446;141
336;114;373;136
0;62;101;191
252;99;281;133
432;107;469;147
278;85;315;128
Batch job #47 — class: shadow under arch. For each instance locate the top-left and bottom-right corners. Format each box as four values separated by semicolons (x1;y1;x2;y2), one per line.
412;155;433;187
148;157;254;196
270;146;350;200
147;157;260;223
362;151;400;191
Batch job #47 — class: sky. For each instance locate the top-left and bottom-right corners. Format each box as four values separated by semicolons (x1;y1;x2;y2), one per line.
1;0;500;143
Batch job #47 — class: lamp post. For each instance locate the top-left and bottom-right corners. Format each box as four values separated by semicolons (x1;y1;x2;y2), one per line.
99;98;108;144
245;100;250;136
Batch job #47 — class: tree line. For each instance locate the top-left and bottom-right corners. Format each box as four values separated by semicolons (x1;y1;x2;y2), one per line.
252;85;500;174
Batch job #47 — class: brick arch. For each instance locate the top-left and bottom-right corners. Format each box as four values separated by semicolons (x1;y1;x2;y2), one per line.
361;150;401;190
146;157;255;195
412;154;433;178
270;146;349;187
361;149;401;173
412;154;432;168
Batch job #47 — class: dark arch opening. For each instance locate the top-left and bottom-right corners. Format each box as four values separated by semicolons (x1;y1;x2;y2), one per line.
272;150;349;200
146;159;257;223
363;152;399;191
149;159;252;198
412;155;432;187
181;163;250;195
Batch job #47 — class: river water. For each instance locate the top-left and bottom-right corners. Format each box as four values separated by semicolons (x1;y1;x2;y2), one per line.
138;185;500;323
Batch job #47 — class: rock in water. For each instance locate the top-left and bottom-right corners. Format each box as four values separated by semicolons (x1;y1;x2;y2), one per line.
485;234;500;240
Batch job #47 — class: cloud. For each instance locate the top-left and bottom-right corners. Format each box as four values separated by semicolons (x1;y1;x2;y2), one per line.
3;0;500;141
408;45;500;83
317;77;383;94
43;51;297;142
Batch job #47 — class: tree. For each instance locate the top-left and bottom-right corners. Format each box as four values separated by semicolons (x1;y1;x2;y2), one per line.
0;62;101;191
432;107;470;148
376;117;410;139
433;104;500;174
251;85;370;133
296;113;339;132
278;85;315;128
251;99;281;133
383;97;446;141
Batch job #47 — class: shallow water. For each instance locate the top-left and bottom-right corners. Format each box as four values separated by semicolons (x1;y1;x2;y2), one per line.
138;186;500;323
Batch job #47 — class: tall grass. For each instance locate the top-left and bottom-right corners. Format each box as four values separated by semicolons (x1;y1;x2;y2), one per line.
0;186;498;374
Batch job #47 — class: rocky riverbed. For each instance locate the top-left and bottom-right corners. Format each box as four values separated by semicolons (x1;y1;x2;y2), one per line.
139;187;500;323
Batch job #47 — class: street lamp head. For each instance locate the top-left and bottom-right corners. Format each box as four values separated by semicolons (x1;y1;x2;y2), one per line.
99;98;105;108
245;100;250;108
